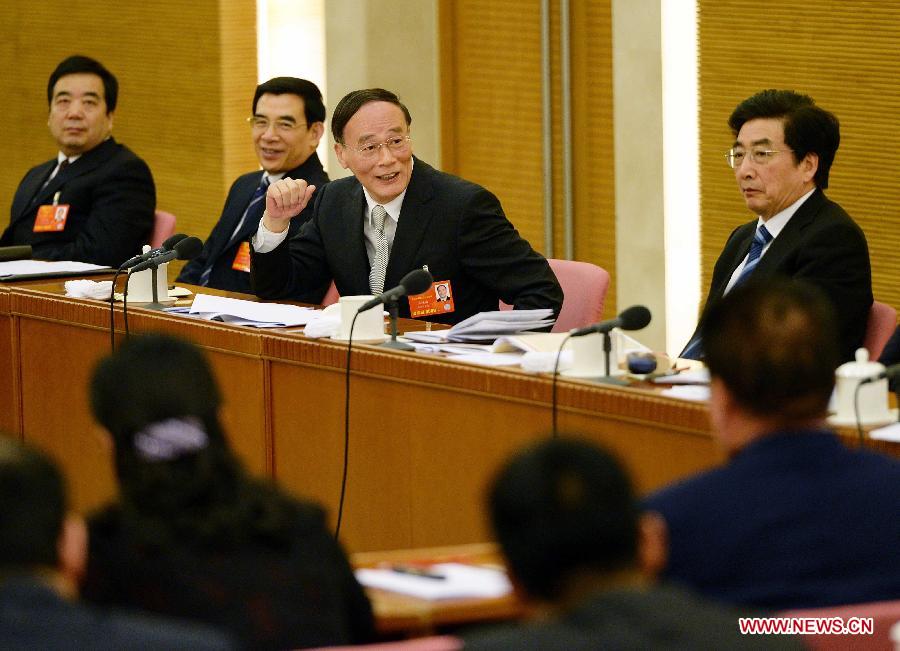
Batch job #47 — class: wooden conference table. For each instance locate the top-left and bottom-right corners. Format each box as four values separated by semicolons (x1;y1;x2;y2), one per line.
1;278;896;553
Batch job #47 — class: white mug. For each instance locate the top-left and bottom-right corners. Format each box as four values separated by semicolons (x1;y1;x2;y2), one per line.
127;262;168;303
337;295;384;341
561;331;620;378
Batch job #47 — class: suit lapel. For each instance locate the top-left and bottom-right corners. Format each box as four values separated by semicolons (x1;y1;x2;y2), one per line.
225;173;266;249
754;189;824;278
338;181;370;291
13;160;56;221
385;159;434;288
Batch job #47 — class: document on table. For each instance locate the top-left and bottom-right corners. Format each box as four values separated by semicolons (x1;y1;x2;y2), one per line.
355;563;513;600
184;293;315;327
0;259;112;280
405;309;555;344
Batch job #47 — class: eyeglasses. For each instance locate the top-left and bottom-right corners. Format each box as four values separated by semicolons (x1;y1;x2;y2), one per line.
346;135;412;159
725;148;791;169
247;117;306;134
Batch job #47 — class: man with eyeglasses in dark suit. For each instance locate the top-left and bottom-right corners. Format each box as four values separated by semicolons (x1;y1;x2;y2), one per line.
250;88;562;325
178;77;329;298
680;89;872;363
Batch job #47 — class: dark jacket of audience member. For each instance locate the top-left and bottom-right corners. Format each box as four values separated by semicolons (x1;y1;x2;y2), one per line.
81;335;375;650
0;437;233;650
463;438;797;650
647;279;900;610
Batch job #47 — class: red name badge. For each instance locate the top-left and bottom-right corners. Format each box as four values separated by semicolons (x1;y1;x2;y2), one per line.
33;204;70;232
408;280;455;317
231;241;251;272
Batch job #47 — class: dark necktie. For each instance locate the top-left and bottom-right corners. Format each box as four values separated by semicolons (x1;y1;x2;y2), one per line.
681;224;773;360
199;177;269;286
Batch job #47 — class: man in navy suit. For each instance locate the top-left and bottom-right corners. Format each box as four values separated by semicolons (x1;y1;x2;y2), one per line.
0;55;155;267
0;437;234;649
647;279;900;611
178;77;329;297
680;90;872;362
251;88;562;325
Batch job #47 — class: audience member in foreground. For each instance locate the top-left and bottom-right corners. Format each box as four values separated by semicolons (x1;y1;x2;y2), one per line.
463;438;795;650
0;55;155;266
82;334;375;649
251;88;562;324
178;76;329;296
680;89;871;362
648;278;900;610
0;436;233;649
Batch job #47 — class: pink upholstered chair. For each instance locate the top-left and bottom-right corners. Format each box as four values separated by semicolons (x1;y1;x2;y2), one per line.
500;259;610;333
780;599;900;650
305;635;463;651
150;209;177;248
864;300;898;359
321;281;340;306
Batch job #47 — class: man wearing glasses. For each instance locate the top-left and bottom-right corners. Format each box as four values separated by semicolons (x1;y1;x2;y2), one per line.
178;77;329;296
251;88;562;325
680;89;871;362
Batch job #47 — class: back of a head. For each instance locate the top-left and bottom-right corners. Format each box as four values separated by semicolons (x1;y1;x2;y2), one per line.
252;76;325;124
0;437;65;573
728;89;839;189
331;88;412;144
702;278;839;422
489;437;638;601
47;55;118;112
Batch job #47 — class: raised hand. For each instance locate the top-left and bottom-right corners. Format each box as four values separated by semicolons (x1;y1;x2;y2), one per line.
262;177;316;234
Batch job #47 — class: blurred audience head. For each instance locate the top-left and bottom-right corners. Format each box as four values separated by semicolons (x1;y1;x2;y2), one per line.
701;278;839;450
489;437;664;602
0;437;85;594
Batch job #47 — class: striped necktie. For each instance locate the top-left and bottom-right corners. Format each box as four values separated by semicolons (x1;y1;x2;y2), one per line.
199;177;269;286
681;224;773;360
368;205;389;295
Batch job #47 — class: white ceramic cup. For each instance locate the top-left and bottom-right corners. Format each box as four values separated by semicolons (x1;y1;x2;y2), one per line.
561;331;618;377
127;263;168;303
338;295;384;341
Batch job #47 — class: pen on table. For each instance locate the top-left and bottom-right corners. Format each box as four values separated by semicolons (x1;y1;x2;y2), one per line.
390;564;446;580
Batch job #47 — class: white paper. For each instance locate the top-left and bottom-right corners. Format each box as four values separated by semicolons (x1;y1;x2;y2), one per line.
446;352;525;367
661;385;711;402
355;563;512;600
0;259;109;277
188;293;314;326
653;368;711;385
867;420;900;442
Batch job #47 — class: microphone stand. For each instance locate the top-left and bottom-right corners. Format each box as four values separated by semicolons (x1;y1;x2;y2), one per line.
594;329;628;386
142;264;168;311
380;298;414;351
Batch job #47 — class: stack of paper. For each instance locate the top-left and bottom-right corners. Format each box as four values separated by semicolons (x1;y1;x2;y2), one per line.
164;294;315;328
406;309;555;344
355;563;512;600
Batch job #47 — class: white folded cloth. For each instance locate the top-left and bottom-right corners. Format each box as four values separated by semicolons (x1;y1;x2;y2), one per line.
303;307;341;338
64;279;114;300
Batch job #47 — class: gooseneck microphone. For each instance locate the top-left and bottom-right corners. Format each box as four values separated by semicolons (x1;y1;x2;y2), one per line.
569;305;652;337
118;233;188;270
130;236;203;273
358;268;434;313
859;363;900;386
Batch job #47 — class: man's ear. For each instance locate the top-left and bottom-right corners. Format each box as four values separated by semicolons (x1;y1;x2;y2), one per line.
334;142;350;170
637;511;668;579
57;513;88;592
801;151;818;184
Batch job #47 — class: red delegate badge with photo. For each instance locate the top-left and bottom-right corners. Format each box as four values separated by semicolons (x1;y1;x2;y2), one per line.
33;204;70;232
231;241;252;272
408;280;455;317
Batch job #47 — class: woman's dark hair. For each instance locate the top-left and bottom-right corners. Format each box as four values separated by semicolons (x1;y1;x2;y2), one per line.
89;334;307;550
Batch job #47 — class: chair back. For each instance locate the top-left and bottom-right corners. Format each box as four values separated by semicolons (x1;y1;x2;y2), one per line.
780;599;900;650
150;209;177;248
864;300;898;359
500;258;610;333
321;281;341;306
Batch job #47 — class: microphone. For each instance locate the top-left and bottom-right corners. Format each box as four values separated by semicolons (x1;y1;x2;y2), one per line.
118;233;189;270
358;268;434;313
130;236;203;273
859;363;900;385
569;305;652;337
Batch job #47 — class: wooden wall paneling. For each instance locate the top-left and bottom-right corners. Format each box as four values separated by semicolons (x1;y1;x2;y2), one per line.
698;1;900;314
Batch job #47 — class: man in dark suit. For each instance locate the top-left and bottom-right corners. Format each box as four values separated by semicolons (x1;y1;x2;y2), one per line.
647;279;900;611
0;436;234;649
0;55;155;267
251;88;562;325
463;438;795;650
681;89;871;362
178;77;329;296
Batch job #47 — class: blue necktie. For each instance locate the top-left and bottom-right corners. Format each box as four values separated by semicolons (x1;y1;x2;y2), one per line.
199;177;269;286
681;224;773;360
